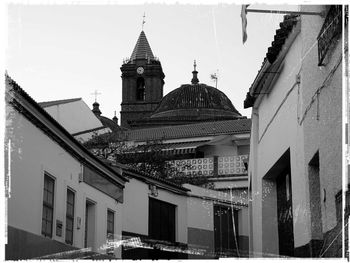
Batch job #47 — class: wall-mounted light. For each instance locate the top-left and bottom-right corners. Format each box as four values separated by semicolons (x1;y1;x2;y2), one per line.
149;184;158;197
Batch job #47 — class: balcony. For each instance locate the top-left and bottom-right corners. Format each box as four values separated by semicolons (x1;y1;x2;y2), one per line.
218;155;248;176
171;155;248;177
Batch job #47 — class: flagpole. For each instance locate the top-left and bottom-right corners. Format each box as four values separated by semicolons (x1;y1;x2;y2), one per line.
246;9;325;17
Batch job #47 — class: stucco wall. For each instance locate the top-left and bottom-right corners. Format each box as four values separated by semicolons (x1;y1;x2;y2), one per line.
187;196;213;231
187;196;215;257
202;145;238;157
300;5;342;234
6;108;122;258
185;184;249;257
249;24;310;255
122;178;188;244
249;5;343;257
213;178;248;190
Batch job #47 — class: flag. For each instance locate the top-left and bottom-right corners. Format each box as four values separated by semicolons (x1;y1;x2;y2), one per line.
241;5;250;44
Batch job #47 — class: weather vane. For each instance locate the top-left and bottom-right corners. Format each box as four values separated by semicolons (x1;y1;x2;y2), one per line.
142;12;146;30
91;90;101;102
211;70;219;89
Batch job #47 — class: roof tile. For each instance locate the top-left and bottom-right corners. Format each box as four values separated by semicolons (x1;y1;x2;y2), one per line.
125;119;251;141
130;31;155;61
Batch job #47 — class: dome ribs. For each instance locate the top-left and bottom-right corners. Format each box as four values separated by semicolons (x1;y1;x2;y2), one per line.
150;83;241;121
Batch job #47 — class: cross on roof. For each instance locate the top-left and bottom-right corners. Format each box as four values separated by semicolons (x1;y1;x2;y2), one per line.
91;90;101;102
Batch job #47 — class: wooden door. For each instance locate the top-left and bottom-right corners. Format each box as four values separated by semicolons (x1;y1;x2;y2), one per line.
148;198;175;243
276;169;294;256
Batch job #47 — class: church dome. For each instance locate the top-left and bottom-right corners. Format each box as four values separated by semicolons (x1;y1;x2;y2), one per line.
150;83;241;121
150;62;241;122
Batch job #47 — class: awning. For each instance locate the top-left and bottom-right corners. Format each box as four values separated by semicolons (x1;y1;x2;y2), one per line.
161;141;210;155
120;140;210;156
196;135;233;146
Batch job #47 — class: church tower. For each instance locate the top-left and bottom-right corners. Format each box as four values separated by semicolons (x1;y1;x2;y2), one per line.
120;31;165;129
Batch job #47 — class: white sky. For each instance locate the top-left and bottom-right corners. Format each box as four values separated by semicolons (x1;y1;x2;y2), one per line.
5;2;299;121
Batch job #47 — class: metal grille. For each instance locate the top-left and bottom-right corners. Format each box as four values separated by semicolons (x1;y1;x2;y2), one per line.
317;5;342;66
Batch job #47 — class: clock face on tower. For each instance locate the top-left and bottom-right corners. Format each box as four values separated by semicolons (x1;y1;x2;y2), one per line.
137;67;144;74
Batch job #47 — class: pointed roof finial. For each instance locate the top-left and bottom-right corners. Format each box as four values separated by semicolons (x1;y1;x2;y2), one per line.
142;12;146;31
112;110;118;123
191;60;199;85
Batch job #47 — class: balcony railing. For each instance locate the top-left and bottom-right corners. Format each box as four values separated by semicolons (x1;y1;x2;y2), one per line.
218;155;248;175
171;155;248;177
317;5;342;66
172;157;215;176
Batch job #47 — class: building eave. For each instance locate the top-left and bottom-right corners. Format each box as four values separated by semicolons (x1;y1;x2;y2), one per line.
244;15;301;109
112;163;190;195
6;75;128;187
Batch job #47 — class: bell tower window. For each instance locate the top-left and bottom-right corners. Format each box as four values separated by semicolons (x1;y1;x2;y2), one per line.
136;77;146;101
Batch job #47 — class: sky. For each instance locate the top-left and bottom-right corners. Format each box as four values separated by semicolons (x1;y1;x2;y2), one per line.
5;2;299;121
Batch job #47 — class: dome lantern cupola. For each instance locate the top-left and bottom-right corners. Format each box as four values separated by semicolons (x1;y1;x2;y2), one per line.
191;60;199;85
92;101;101;117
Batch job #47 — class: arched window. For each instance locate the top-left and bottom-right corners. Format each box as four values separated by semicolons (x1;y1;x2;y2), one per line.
136;77;145;101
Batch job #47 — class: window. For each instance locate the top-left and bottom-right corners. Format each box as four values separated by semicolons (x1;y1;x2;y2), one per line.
65;189;75;245
42;174;55;237
107;209;115;238
136;77;146;101
317;5;342;66
107;210;115;255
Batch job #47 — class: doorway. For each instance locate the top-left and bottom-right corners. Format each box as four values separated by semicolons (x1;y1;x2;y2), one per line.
84;199;96;250
276;167;294;256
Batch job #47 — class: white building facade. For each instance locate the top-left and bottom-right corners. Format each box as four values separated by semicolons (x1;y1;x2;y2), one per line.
5;76;127;259
245;5;343;258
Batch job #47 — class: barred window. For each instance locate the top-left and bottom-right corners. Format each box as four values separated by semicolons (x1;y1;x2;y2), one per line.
42;174;55;237
317;5;342;66
65;189;75;245
107;209;114;237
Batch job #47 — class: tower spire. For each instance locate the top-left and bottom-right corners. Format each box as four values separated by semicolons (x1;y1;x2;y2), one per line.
191;60;199;84
130;31;155;62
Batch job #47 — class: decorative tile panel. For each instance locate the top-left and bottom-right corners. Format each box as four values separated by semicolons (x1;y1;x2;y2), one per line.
218;155;248;175
173;158;214;176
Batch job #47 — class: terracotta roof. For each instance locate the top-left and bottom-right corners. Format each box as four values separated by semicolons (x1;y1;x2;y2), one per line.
130;31;155;61
124;119;251;142
39;98;81;108
244;14;300;108
266;14;300;64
